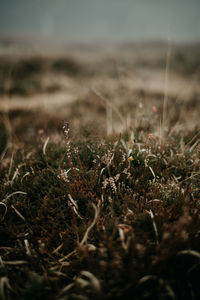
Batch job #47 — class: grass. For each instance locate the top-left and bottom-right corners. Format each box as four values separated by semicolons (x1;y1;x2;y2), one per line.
1;122;200;299
0;41;200;299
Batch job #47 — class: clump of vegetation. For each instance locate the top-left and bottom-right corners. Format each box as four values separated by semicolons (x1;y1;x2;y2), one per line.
0;118;200;300
0;41;200;299
51;57;85;77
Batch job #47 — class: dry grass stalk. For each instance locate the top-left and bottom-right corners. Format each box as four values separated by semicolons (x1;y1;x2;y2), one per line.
80;203;99;246
146;209;159;246
43;136;50;156
162;30;171;139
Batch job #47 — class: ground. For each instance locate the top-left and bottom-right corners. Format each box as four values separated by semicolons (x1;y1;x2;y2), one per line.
0;38;200;299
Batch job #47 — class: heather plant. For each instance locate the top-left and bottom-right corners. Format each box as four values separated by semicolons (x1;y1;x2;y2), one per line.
0;119;200;299
0;42;200;300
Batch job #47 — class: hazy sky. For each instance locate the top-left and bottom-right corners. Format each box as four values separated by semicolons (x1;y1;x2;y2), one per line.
0;0;200;41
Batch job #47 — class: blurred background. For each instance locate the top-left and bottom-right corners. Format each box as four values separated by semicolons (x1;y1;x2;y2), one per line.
0;0;200;150
0;0;200;42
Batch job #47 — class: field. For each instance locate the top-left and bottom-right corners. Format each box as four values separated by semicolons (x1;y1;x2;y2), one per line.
0;39;200;299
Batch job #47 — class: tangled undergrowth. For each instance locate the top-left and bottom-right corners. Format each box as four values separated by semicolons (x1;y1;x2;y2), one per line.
0;121;200;300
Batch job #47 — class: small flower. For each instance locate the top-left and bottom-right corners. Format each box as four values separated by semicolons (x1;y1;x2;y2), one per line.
128;156;133;161
148;133;155;140
109;177;117;193
152;106;158;112
102;178;109;189
114;174;120;181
